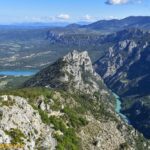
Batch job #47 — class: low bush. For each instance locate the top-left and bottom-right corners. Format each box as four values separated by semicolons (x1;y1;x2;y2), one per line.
5;128;26;144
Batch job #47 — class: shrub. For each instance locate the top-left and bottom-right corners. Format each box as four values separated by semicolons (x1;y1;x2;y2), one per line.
55;128;80;150
49;116;66;133
38;109;50;124
5;128;26;144
63;107;88;128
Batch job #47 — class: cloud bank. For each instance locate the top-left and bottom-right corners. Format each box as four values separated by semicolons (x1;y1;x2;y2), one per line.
56;14;70;20
105;0;142;5
83;15;92;21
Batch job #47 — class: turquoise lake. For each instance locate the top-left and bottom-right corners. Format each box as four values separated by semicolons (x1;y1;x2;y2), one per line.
0;70;38;76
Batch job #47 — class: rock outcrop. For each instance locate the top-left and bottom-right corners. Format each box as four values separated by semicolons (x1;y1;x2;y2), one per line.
24;50;106;94
0;95;56;150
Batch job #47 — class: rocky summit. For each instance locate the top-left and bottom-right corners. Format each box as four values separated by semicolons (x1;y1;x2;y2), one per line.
0;51;150;150
24;50;105;94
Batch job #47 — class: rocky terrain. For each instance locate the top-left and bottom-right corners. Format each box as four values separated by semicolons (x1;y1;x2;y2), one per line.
94;28;150;138
24;50;107;94
0;95;56;150
1;87;149;150
0;51;149;149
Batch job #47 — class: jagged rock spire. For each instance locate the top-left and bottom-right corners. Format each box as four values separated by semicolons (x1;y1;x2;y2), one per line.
24;50;105;94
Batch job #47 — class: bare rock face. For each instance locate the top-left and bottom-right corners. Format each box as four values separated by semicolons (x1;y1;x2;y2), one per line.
94;38;150;97
58;50;94;84
61;50;104;93
0;95;56;150
24;50;105;94
95;40;139;79
94;29;150;139
0;130;11;144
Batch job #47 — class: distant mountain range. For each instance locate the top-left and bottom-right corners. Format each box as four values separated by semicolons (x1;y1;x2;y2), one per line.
83;16;150;33
1;16;150;69
0;21;91;28
1;16;150;31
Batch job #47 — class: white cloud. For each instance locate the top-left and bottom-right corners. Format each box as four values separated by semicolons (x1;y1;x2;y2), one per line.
106;0;129;5
81;15;97;22
105;16;119;19
56;14;70;20
84;14;92;20
105;0;143;5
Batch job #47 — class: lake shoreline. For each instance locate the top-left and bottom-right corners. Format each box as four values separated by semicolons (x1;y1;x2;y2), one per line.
0;70;38;77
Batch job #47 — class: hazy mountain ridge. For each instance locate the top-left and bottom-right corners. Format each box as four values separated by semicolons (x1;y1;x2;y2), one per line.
1;16;150;70
83;16;150;32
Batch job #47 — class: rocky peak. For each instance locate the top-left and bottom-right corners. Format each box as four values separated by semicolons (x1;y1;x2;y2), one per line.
24;50;105;94
63;50;94;73
61;50;94;83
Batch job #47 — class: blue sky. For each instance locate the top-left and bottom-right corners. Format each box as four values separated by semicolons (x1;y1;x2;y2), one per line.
0;0;150;23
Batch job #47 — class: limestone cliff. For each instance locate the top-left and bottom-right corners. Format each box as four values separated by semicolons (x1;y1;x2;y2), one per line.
24;50;106;94
94;29;150;138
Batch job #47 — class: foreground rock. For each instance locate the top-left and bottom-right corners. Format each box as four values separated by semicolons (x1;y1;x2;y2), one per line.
0;90;149;150
0;95;56;150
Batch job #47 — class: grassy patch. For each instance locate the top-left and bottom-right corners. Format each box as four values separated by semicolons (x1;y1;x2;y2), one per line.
0;76;30;90
5;128;26;144
71;92;118;121
0;96;15;107
37;109;81;150
62;107;88;128
0;87;53;99
55;128;80;150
